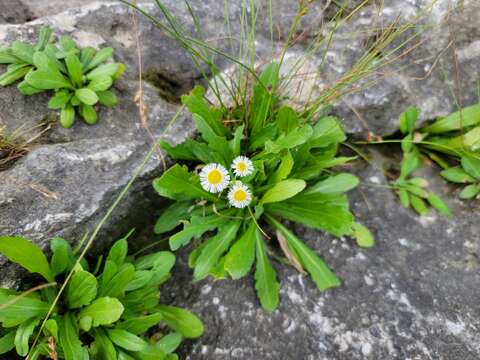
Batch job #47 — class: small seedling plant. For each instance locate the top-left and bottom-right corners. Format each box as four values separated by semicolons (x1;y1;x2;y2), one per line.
0;233;203;359
0;26;124;128
154;63;374;312
392;104;480;202
392;106;451;216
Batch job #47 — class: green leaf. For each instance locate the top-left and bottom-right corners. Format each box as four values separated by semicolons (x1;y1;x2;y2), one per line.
0;47;20;64
35;27;53;51
410;194;428;215
399;150;420;180
154;201;192;234
0;294;49;327
0;64;32;86
229;124;244;157
193;221;241;280
17;80;43;95
91;328;117;360
0;330;15;355
352;223;375;248
80;46;96;68
459;184;480;199
254;232;279;312
305;174;359;195
0;236;54;282
86;63;121;80
399;106;418;134
153;164;216;201
11;41;34;64
398;189;410;208
270;150;294;184
310;116;346;147
276;106;299;133
265;193;354;236
58;313;83;360
88;75;113;92
84;47;113;72
75;88;98;105
169;214;225;251
15;316;40;356
44;319;58;340
106;232;132;266
98;263;135;298
66;270;98;309
135;251;175;272
155;332;182;354
60;105;75;128
427;193;451;216
193;114;232;165
25;69;73;90
250;62;280;135
461;155;480;180
265;125;313;154
97;90;118;107
79;103;97;125
249;123;278;151
269;216;340;291
124;270;152;291
106;329;147;352
261;179;306;204
181;85;227;136
65;53;83;87
48;91;72;109
117;313;163;335
79;297;124;327
156;305;204;339
224;222;257;279
422;104;480;134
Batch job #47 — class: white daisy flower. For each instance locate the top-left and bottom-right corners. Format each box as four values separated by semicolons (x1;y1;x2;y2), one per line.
228;181;252;208
231;155;254;177
200;163;230;193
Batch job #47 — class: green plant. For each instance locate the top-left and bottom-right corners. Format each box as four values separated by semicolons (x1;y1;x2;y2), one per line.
153;64;374;312
0;26;124;128
392;106;451;216
440;156;480;199
0;233;203;359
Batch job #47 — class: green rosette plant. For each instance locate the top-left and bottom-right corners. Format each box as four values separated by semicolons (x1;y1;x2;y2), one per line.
0;26;124;128
153;63;374;312
0;233;203;359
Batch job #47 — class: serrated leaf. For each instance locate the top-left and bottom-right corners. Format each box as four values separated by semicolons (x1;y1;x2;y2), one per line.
352;223;375;248
156;305;204;339
254;232;279;312
169;214;225;251
79;297;124;327
224;222;256;279
261;179;306;204
193;221;241;280
106;329;147;352
0;236;54;282
154;201;192;234
66;270;98;309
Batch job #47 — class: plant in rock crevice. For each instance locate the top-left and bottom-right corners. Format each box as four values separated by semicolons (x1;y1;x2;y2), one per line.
0;26;124;128
0;233;203;359
153;64;374;312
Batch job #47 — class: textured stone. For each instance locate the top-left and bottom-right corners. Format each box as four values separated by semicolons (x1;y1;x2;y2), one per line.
0;0;34;24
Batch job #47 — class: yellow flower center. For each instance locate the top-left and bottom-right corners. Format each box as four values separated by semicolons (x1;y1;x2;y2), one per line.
236;162;247;172
207;169;223;184
233;189;247;202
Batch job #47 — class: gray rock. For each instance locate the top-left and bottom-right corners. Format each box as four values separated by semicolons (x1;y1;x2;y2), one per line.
0;0;34;24
163;147;480;360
